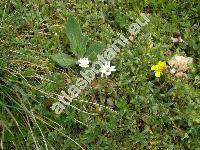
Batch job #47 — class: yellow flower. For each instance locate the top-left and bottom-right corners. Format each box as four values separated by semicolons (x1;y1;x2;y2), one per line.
151;61;166;77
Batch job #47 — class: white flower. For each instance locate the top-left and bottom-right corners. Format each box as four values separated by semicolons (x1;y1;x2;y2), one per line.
171;37;183;43
179;38;183;42
171;37;179;43
99;61;116;77
170;68;176;74
78;57;90;68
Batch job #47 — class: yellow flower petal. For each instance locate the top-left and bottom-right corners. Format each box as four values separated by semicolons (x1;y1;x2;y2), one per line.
155;71;161;77
157;61;166;70
151;61;166;77
151;65;157;71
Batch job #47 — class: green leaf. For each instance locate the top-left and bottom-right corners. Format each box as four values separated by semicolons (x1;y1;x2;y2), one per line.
85;42;106;61
65;16;90;57
10;0;22;9
80;35;90;56
51;53;77;68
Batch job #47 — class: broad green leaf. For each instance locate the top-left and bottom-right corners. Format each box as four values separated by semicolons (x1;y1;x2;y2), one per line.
85;42;106;60
65;16;90;57
51;53;77;68
80;35;90;56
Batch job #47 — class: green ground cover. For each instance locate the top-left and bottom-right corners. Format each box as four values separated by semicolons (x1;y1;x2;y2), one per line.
0;0;199;149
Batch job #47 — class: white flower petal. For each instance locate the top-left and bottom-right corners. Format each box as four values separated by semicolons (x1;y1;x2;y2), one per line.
78;57;90;68
171;37;179;43
170;68;176;74
99;61;116;77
